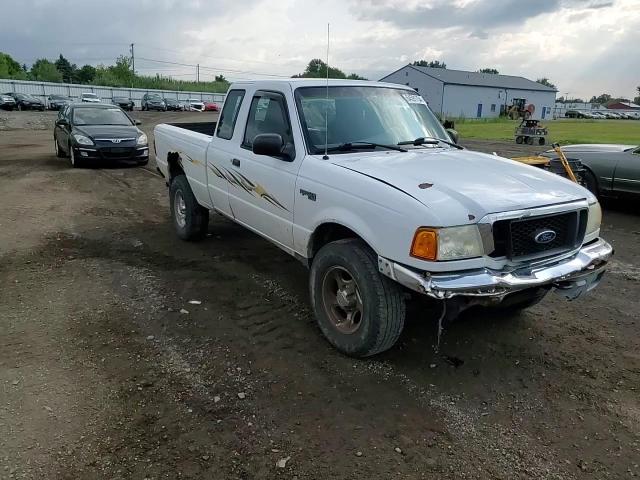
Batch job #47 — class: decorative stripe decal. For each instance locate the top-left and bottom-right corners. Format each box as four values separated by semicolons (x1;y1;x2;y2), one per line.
207;164;289;212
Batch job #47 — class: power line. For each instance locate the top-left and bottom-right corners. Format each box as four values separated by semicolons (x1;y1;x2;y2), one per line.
136;56;291;78
135;43;300;68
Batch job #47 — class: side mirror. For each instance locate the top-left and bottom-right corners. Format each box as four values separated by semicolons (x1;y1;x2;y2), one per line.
446;128;459;144
252;133;286;158
134;119;142;125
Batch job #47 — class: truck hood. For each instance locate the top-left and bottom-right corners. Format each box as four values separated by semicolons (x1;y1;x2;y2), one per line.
329;147;590;224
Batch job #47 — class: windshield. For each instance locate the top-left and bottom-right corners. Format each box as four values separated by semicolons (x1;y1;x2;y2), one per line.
148;95;162;100
113;97;129;101
82;93;98;98
295;86;449;154
73;107;132;126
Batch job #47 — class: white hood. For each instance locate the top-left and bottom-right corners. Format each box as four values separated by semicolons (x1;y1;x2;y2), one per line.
329;147;592;224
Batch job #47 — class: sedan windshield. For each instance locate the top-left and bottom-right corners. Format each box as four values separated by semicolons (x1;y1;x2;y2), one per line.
295;86;450;154
73;107;132;126
82;93;98;98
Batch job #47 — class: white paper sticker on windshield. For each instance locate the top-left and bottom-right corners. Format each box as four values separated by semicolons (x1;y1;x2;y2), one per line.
402;93;426;105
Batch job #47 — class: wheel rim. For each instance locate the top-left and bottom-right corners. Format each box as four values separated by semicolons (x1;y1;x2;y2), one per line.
321;266;364;335
174;189;187;228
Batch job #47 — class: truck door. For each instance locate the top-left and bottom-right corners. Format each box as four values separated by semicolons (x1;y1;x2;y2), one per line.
612;147;640;194
226;90;299;252
206;89;246;217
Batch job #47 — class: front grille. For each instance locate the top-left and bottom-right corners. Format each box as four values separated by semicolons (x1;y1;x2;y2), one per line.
101;147;135;158
491;210;587;260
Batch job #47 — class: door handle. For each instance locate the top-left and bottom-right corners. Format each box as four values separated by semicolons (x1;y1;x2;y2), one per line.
231;158;240;167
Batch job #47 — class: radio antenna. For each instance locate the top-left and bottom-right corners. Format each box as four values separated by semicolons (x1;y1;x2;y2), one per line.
322;23;330;160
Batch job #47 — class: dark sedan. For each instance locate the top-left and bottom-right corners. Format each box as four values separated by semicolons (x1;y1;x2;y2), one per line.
112;96;135;111
0;94;16;110
164;98;183;111
543;144;640;196
141;93;166;111
48;94;72;110
4;92;45;111
53;103;149;168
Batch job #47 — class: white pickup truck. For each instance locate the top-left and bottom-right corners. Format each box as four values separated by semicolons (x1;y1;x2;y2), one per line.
154;79;612;357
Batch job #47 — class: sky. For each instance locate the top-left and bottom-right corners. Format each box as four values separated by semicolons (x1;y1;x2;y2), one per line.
1;0;639;99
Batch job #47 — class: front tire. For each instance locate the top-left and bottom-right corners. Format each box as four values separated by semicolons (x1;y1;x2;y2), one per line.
310;239;406;357
581;169;599;196
494;288;549;313
69;144;82;168
54;138;66;158
169;174;209;241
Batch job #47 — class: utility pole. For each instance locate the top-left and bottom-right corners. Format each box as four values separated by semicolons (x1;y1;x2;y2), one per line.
130;43;135;75
197;64;200;83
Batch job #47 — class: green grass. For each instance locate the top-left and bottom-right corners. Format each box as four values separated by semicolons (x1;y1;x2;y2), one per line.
454;118;640;145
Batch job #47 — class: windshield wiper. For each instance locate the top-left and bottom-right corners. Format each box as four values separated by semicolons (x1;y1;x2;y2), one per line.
398;137;463;150
324;141;407;153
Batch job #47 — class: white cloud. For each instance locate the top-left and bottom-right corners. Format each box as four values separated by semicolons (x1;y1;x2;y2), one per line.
0;0;638;98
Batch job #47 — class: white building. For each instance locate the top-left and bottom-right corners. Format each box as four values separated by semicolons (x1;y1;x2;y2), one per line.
380;65;557;120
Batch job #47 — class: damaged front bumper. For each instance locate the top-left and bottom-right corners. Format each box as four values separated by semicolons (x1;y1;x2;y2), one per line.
378;238;613;300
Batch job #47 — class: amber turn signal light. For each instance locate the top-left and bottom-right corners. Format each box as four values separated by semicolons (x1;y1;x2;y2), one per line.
410;228;437;260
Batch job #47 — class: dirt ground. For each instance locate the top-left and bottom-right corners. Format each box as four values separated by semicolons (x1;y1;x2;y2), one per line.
1;110;639;480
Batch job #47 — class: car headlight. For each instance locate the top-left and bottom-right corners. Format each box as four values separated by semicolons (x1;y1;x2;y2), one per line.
585;202;602;236
411;225;485;261
137;133;148;146
73;134;94;146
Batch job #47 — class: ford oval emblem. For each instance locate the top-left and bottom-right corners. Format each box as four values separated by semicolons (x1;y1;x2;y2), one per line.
534;229;557;244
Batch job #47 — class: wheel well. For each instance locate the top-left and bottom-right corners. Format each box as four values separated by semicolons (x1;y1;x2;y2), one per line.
308;223;363;259
167;151;184;181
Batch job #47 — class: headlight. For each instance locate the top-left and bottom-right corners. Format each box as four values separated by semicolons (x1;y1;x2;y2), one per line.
137;133;148;145
73;134;94;146
411;225;485;261
585;202;602;236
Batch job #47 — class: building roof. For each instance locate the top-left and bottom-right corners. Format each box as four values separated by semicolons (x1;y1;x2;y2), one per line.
608;101;640;109
384;65;557;92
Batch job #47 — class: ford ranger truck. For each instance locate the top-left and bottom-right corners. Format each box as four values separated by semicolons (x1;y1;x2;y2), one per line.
154;80;613;357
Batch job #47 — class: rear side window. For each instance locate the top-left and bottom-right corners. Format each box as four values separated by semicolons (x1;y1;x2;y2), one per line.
216;90;245;140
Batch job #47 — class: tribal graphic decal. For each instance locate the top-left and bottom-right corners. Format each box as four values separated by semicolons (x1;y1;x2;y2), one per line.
208;164;289;212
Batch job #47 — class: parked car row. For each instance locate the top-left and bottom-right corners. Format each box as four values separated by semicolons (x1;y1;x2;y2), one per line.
1;92;220;112
565;109;640;119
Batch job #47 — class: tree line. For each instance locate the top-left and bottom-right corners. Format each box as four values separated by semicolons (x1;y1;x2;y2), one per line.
0;52;230;93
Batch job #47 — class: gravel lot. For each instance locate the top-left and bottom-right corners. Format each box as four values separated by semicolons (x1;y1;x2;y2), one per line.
1;110;639;479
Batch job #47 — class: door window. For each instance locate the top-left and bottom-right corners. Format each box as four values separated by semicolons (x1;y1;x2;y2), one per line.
242;91;293;150
216;89;245;140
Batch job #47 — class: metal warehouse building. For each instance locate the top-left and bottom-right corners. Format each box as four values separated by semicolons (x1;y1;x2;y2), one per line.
380;65;557;119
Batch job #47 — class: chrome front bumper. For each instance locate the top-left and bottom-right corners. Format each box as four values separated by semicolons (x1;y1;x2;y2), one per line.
378;238;613;300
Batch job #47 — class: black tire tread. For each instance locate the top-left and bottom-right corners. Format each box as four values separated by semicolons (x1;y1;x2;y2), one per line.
169;174;209;241
310;239;405;357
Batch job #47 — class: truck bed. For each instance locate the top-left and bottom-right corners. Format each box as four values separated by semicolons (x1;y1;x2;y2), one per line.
167;122;217;137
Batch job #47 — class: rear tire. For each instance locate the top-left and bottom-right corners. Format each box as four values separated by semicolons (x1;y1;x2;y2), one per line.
516;136;524;144
169;174;209;241
310;239;406;357
538;137;546;145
